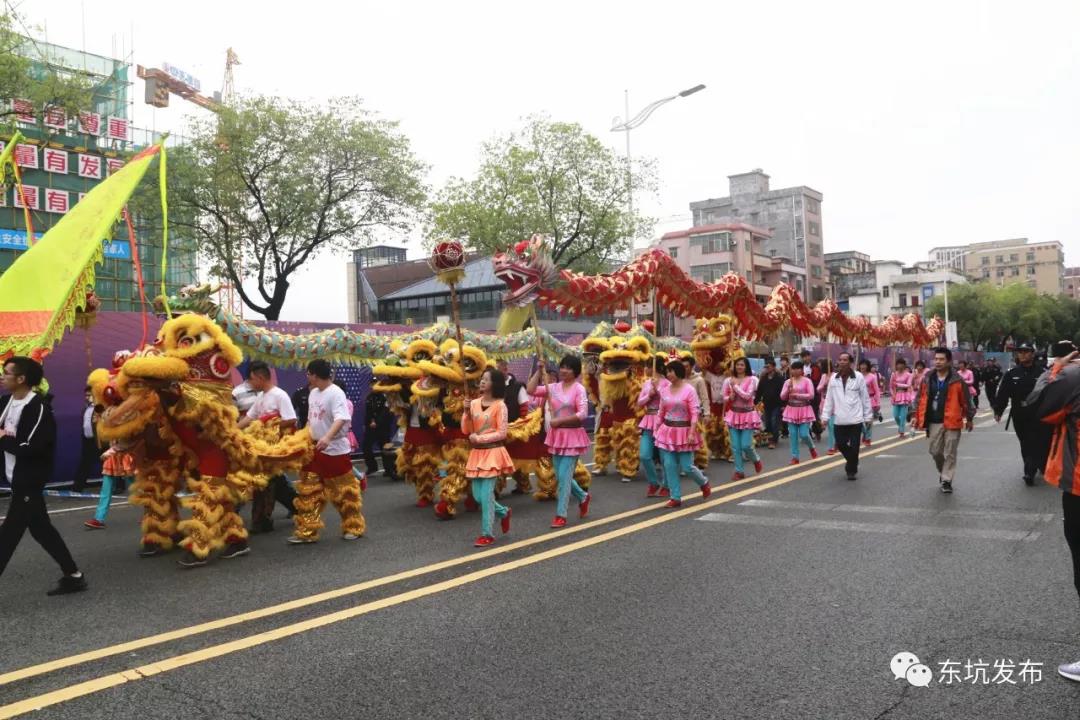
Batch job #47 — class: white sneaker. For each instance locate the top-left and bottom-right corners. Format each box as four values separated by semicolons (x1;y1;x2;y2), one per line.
1058;660;1080;682
286;535;316;545
343;533;362;541
620;477;633;483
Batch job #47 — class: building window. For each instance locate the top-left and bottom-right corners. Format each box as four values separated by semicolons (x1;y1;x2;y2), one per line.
882;287;890;298
691;231;734;254
1011;267;1020;277
690;262;733;283
982;270;991;279
1010;253;1019;262
981;256;990;265
806;198;820;215
899;293;907;308
997;268;1005;277
811;265;822;278
744;238;751;252
809;243;822;257
1026;252;1035;261
668;246;678;259
745;270;753;282
808;221;820;236
1027;265;1036;275
996;255;1004;264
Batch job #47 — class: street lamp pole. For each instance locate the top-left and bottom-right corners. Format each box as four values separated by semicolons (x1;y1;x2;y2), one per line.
611;83;705;333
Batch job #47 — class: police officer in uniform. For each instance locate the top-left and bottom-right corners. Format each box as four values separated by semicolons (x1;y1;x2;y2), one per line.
983;358;1003;405
993;343;1052;485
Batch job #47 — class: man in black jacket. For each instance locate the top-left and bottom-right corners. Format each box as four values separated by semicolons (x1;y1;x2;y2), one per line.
983;358;1003;404
756;359;785;448
0;357;86;595
993;343;1052;486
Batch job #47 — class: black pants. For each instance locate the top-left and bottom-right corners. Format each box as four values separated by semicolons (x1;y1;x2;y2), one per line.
986;381;999;405
362;429;388;474
0;491;79;577
1014;416;1052;480
72;437;99;492
834;424;863;476
763;406;782;444
1063;492;1080;599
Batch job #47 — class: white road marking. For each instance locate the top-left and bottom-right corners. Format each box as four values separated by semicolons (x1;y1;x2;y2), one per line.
699;512;1039;542
0;501;129;522
737;498;1053;523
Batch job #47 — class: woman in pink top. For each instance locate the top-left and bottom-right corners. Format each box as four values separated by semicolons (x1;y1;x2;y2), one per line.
780;360;819;464
655;360;711;508
461;369;515;548
722;357;763;480
527;355;591;528
957;360;977;402
889;357;915;437
858;359;881;446
636;356;670;498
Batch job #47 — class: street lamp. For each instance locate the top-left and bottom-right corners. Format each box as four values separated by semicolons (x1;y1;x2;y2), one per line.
612;84;705;334
610;83;706;216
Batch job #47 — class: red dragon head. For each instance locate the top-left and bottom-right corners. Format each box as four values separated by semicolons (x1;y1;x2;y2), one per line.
492;234;561;308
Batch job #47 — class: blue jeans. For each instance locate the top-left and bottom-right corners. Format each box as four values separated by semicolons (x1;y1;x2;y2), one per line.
788;422;816;459
893;403;909;434
862;417;874;442
762;406;782;444
660;450;708;501
639;430;660;488
552;454;588;518
471;476;508;538
730;428;761;474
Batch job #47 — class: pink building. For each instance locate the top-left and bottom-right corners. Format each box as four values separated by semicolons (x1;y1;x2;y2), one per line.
642;223;809;337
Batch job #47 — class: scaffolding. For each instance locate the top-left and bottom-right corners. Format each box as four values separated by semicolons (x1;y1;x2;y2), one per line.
0;40;199;311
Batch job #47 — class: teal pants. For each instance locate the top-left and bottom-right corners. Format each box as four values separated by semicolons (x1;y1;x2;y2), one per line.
862;417;874;442
94;475;129;523
470;476;508;538
893;403;909;434
660;450;708;501
826;417;836;449
552;454;588;518
788;422;816;459
729;428;760;474
639;430;661;487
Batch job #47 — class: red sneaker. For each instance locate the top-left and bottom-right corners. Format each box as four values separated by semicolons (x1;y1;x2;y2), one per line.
732;471;746;481
360;475;368;492
415;497;432;508
550;516;567;529
753;460;763;473
898;432;905;439
501;507;512;534
658;487;671;497
434;501;453;520
827;448;837;456
474;535;495;547
701;483;712;499
579;492;591;518
664;499;682;508
464;495;480;512
789;458;800;466
646;484;659;498
809;448;819;459
84;519;105;530
862;439;871;447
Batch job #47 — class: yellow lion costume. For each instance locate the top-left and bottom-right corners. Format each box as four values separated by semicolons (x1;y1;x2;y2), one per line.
690;315;746;467
596;336;652;481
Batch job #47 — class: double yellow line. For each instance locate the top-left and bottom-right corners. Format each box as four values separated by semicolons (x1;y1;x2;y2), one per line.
0;433;926;718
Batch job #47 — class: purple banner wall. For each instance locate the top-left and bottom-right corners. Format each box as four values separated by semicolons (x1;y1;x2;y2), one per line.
808;342;985;390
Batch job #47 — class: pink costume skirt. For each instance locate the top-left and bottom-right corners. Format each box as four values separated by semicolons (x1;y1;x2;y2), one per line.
782;405;816;424
655;424;700;453
638;411;661;432
892;390;915;405
724;409;761;430
546;426;590;457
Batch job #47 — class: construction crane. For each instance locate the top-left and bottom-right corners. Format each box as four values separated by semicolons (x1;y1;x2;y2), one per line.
138;50;246;318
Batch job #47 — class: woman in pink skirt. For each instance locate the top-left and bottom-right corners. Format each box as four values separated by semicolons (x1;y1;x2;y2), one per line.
889;357;915;437
780;360;819;464
858;359;881;446
655;360;711;508
462;369;515;548
527;355;591;528
637;355;670;498
722;357;763;481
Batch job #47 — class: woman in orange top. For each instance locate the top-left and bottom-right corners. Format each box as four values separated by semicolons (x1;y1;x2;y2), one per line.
462;368;515;547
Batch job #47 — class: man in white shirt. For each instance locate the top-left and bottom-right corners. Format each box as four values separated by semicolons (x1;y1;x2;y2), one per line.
288;359;366;544
820;352;873;482
237;361;299;534
71;385;100;492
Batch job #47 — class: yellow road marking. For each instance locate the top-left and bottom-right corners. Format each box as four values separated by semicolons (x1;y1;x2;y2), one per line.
0;438;917;718
2;431;919;687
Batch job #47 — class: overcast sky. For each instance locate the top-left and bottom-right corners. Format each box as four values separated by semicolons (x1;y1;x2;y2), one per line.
25;0;1080;321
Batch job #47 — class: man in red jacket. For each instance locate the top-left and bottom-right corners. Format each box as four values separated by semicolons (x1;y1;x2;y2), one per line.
914;347;975;494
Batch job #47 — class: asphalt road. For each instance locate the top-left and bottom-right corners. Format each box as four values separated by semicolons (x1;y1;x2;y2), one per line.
1;403;1079;719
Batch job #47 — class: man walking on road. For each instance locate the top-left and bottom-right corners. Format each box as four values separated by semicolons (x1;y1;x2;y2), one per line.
820;352;872;482
983;357;1003;404
0;357;87;595
756;359;784;448
993;343;1053;486
914;347;975;494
